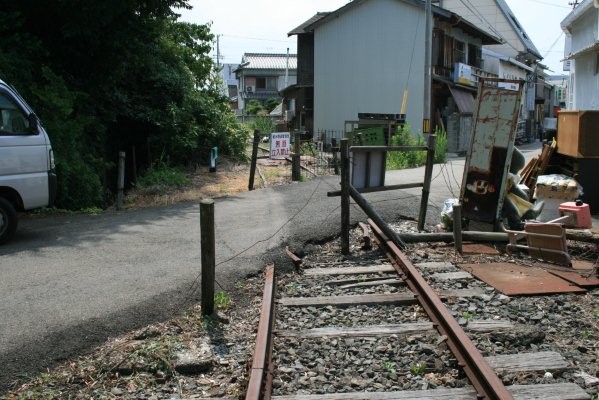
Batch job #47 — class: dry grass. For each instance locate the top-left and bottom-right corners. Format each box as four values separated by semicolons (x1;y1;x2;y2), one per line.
123;158;294;209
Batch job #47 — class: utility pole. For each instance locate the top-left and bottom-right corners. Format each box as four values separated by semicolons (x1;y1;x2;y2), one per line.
423;0;432;137
216;34;221;68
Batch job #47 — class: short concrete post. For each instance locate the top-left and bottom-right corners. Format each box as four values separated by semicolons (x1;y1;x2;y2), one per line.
210;147;218;172
200;199;215;315
117;151;126;210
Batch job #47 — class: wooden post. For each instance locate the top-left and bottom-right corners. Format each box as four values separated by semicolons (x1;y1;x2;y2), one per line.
200;199;215;315
248;130;260;191
331;138;339;175
292;131;301;181
418;134;436;231
453;203;463;254
117;151;126;210
131;146;137;184
340;139;350;254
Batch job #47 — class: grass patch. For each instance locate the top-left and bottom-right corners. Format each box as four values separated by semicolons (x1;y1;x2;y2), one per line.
137;160;189;193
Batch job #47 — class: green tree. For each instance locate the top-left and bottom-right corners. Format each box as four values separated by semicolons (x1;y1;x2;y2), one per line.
0;1;246;209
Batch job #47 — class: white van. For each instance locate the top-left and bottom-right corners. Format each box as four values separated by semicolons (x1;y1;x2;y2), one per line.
0;79;56;244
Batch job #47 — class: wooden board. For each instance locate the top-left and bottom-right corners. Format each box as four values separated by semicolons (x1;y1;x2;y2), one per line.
277;320;515;339
466;320;514;332
415;261;454;270
304;265;395;276
486;351;569;372
269;383;589;400
430;271;473;281
276;322;434;338
339;278;402;289
278;288;486;307
277;293;416;307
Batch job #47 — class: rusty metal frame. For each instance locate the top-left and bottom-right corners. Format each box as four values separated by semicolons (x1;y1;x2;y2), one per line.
246;264;276;400
368;219;513;400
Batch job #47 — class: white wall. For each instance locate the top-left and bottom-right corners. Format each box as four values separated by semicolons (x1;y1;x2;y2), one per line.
313;0;425;133
569;8;598;53
574;52;599;109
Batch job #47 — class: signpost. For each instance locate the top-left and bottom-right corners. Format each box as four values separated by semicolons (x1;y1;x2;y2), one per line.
270;132;290;159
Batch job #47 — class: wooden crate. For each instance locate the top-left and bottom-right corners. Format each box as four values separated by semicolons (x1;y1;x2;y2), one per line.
556;110;599;158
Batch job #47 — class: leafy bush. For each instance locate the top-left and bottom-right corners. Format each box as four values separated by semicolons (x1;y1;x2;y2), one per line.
386;124;447;170
434;126;448;164
248;116;274;135
137;158;189;191
386;124;426;170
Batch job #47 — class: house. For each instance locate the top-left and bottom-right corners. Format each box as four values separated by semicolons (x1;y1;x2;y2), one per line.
287;0;500;153
217;63;239;110
439;0;548;138
561;0;599;110
234;53;297;115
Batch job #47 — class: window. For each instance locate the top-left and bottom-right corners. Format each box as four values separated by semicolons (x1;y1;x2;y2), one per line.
453;40;466;64
595;52;599;75
0;92;30;134
468;44;482;69
255;77;277;91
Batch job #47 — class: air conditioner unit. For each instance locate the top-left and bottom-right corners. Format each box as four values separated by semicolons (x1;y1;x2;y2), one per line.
245;86;255;93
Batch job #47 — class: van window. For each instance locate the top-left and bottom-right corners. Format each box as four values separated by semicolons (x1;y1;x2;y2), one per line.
0;91;31;135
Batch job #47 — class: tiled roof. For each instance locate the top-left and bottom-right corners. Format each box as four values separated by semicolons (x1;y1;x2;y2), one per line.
240;53;297;70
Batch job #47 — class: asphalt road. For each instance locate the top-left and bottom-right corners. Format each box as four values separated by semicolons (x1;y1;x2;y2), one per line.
0;143;544;392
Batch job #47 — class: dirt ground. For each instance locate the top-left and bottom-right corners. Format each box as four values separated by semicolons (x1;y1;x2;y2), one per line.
123;157;295;210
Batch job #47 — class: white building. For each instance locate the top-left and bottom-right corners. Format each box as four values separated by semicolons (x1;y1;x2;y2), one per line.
561;0;599;110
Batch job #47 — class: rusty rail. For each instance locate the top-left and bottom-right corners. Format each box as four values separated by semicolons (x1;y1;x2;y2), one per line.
368;219;513;400
246;264;276;400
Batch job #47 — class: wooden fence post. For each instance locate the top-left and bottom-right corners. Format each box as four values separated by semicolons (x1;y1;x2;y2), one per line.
418;134;436;231
117;151;126;210
341;139;350;254
453;203;463;254
248;130;260;191
200;199;215;315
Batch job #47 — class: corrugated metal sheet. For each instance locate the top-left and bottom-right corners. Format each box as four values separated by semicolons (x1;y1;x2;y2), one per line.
241;53;297;70
448;86;475;114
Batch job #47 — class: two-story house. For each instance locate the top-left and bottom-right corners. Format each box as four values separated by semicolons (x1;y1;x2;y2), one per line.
287;0;500;153
561;0;599;110
234;53;297;115
439;0;547;138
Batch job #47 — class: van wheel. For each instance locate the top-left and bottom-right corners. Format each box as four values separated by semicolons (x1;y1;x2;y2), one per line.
0;197;18;245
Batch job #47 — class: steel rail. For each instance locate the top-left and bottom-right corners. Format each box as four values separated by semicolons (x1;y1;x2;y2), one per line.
246;264;276;400
368;219;514;400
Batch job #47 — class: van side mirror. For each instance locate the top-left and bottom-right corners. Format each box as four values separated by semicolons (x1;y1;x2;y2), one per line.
28;113;39;133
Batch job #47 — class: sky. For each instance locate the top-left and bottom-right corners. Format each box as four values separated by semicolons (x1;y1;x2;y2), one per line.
178;0;575;75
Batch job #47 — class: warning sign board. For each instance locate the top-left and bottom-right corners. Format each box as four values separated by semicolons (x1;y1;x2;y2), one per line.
270;132;290;159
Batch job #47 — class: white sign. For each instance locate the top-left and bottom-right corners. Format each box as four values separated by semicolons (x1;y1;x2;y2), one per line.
270;132;290;159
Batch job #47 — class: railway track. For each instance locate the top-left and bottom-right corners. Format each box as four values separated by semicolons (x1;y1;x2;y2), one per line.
246;219;593;400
